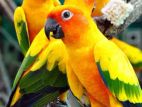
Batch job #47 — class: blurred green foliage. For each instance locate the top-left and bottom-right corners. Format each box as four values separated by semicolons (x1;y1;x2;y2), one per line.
2;16;16;39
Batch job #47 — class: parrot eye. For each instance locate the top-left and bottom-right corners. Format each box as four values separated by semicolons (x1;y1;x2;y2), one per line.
61;10;73;21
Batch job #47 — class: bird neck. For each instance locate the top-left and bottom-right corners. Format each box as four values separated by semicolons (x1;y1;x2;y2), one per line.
63;20;106;50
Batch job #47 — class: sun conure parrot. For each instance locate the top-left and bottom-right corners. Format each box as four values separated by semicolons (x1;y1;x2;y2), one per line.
14;0;60;55
44;4;142;107
7;29;70;107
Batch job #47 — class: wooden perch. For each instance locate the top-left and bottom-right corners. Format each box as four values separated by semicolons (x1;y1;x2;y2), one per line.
5;0;16;12
0;51;11;95
95;0;142;37
0;0;16;22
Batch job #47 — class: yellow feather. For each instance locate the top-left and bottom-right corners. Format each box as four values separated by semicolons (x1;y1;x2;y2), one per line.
66;63;84;99
112;38;142;66
11;87;21;106
14;7;29;45
27;29;48;57
27;31;67;73
31;39;58;71
95;39;139;85
109;95;123;107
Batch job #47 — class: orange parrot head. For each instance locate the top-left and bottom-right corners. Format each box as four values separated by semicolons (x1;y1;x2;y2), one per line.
45;5;95;47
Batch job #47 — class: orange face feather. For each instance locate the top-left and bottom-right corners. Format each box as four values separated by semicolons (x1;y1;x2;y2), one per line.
47;6;92;47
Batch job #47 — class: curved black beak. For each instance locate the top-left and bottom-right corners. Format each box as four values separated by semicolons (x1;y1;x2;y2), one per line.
44;18;64;40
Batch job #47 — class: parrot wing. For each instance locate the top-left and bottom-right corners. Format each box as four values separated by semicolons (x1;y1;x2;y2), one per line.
14;7;30;55
94;39;142;103
112;37;142;68
8;28;84;106
9;65;68;107
8;28;69;106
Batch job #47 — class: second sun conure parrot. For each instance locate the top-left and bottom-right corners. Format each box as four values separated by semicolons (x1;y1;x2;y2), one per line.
88;0;142;68
45;5;142;107
14;0;60;55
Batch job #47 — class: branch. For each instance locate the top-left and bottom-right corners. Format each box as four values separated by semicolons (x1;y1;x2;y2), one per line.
5;0;16;12
95;0;142;36
0;51;11;95
124;0;142;27
0;27;20;51
0;92;9;106
0;0;14;22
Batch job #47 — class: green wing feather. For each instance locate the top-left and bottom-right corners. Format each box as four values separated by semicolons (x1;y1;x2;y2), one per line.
94;39;142;103
14;7;30;55
12;28;48;90
13;65;68;107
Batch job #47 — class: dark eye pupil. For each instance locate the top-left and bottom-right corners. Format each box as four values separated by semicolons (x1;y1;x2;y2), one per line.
63;12;70;18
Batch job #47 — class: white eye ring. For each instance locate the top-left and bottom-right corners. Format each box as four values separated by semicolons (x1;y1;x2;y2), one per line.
61;10;73;21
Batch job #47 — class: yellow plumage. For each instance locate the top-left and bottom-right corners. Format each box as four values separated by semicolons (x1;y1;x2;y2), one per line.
95;39;139;85
44;5;142;106
112;38;142;67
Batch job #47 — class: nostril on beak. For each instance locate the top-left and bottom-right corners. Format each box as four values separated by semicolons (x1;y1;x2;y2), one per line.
52;24;59;35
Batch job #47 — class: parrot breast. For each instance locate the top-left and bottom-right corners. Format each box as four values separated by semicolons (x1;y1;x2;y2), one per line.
67;46;111;107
